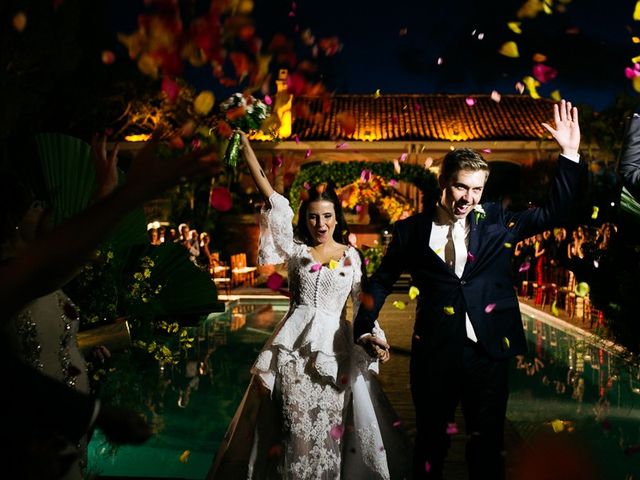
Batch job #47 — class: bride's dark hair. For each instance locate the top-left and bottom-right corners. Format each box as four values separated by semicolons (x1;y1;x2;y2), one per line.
294;183;350;246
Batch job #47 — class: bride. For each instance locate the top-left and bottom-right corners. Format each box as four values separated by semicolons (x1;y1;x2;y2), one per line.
207;132;411;479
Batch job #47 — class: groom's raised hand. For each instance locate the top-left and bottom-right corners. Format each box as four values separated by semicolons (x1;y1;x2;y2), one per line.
541;99;580;159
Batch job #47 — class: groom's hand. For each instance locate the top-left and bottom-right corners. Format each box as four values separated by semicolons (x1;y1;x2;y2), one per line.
359;335;391;363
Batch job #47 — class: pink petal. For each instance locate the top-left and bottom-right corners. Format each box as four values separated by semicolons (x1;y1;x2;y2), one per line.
264;95;273;105
266;273;284;291
482;148;492;153
446;422;458;435
532;63;558;83
311;263;322;272
393;420;402;428
467;251;476;262
518;261;530;272
273;155;283;168
490;90;502;102
484;303;496;313
294;134;300;144
305;149;312;159
389;179;398;187
465;97;476;106
336;141;348;149
303;182;311;190
425;461;431;473
360;169;372;182
330;424;345;440
399;153;408;162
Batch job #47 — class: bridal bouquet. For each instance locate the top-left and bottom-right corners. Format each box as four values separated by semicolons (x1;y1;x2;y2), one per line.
218;93;270;167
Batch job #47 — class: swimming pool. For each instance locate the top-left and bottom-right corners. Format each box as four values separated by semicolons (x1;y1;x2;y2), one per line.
88;298;640;479
87;295;290;479
509;304;640;479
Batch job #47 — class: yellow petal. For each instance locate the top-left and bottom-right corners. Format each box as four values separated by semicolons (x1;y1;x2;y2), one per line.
409;286;420;300
542;2;553;14
328;259;339;270
523;76;541;99
550;90;562;101
632;55;640;64
575;282;590;298
443;306;455;315
551;419;565;433
633;76;640;93
503;336;510;349
551;300;559;316
374;88;381;98
393;300;406;310
504;242;513;249
634;0;640;20
591;206;599;220
179;450;191;463
507;22;522;34
194;91;215;115
498;41;520;58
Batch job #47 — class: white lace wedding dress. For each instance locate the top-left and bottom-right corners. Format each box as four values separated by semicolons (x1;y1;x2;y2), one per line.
207;192;411;480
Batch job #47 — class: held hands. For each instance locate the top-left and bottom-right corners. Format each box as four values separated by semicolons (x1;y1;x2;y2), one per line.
541;99;580;159
359;335;391;363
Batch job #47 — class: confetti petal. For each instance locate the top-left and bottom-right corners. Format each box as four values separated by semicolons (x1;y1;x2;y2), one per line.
446;422;459;435
518;261;530;272
467;251;476;262
551;419;565;433
210;187;233;212
490;90;502;102
532;63;558;83
101;50;116;65
328;259;339;270
502;336;510;349
393;300;407;310
515;81;525;94
532;52;547;63
179;450;191;463
443;306;455;315
360;169;373;182
266;272;284;291
523;76;541;99
484;303;496;313
359;292;375;310
551;300;559;316
330;424;345;440
591;206;599;219
504;242;513;249
12;12;27;32
194;91;215;115
393;420;402;427
507;22;522;34
574;282;590;298
424;157;433;169
498;41;520;58
393;158;401;174
311;263;322;272
305;149;312;159
425;461;431;473
465;97;476;106
409;286;420;300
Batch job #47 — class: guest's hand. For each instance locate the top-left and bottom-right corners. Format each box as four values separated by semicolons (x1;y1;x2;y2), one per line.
91;134;120;200
542;99;580;159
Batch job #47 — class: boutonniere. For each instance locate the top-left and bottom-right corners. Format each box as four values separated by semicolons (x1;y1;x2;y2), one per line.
473;204;486;223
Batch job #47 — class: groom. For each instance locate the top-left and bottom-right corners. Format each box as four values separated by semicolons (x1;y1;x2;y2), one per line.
354;100;582;479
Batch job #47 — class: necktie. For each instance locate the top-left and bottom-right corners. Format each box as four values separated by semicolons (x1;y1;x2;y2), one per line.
445;221;466;277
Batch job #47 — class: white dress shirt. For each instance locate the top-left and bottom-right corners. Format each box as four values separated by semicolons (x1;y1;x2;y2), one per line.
430;204;478;342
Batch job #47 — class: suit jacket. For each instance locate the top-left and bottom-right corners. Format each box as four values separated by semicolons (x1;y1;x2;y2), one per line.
354;155;582;360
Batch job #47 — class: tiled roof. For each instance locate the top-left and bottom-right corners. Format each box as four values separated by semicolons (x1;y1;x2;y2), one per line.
291;94;555;142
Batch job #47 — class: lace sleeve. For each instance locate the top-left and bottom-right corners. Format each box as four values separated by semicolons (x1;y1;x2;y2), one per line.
258;191;295;265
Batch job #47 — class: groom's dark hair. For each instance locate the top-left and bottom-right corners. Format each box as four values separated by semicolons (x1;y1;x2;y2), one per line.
439;148;490;183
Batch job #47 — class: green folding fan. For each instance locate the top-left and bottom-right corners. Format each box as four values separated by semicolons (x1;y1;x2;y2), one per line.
35;132;147;249
144;243;225;315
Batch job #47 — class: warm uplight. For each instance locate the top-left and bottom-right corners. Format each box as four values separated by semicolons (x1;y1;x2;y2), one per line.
125;134;152;142
354;128;381;141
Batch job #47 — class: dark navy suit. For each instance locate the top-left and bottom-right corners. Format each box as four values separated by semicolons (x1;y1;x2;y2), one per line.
354;155;582;479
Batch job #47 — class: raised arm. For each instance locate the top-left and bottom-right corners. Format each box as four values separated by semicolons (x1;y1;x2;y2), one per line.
541;99;580;159
0;137;219;319
239;131;274;198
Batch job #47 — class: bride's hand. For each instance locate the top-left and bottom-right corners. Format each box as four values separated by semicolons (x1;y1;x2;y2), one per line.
360;335;391;363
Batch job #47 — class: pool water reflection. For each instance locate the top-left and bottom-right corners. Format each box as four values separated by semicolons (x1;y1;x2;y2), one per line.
89;298;640;479
88;296;290;479
509;304;640;479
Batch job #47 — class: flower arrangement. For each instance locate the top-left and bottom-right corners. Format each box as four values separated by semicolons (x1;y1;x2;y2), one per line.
337;173;414;223
216;93;271;167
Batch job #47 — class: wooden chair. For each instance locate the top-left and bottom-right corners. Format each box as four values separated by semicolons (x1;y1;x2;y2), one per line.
231;253;256;287
211;259;231;296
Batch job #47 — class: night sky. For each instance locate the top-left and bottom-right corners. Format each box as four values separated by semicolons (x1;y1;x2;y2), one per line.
287;0;638;109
